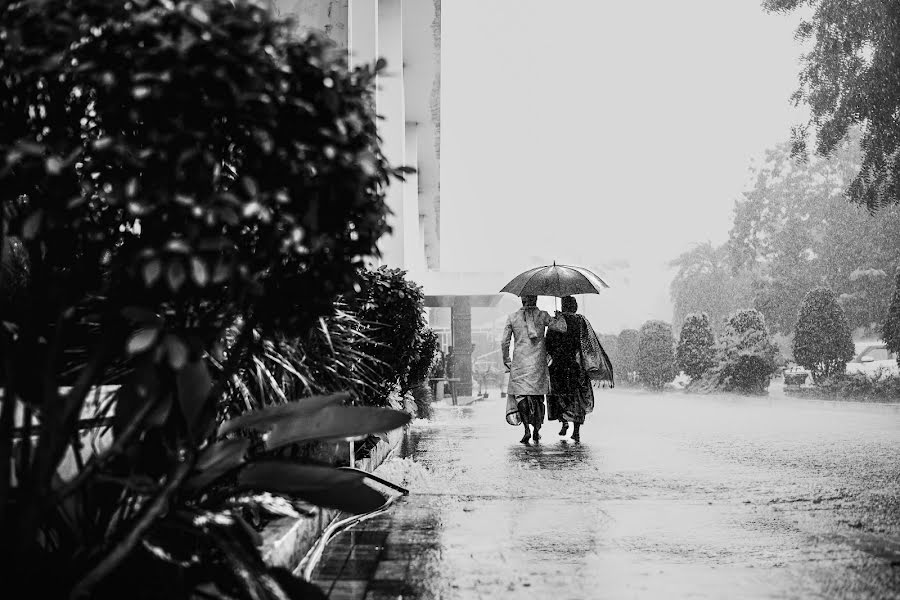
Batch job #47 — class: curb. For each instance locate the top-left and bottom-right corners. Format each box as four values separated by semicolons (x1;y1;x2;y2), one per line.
260;422;409;570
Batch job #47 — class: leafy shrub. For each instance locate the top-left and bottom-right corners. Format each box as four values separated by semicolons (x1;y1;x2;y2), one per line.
637;320;676;389
0;1;408;598
793;288;855;381
226;307;383;412
406;327;440;419
789;372;900;401
676;313;715;381
345;266;427;405
884;267;900;368
707;309;778;394
405;327;440;391
616;328;640;384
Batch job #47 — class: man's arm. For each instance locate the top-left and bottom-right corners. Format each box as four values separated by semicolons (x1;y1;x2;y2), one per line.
501;317;513;372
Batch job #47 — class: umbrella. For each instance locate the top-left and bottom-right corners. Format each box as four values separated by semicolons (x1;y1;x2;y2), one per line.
499;262;609;297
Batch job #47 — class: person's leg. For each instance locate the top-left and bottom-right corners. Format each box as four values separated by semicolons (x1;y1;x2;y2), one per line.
531;395;543;441
558;417;568;436
516;396;532;443
571;421;581;442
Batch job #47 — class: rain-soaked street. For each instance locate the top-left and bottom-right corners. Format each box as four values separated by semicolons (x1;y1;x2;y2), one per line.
313;389;900;599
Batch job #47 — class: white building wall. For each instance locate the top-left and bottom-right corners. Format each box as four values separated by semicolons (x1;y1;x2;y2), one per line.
270;0;439;274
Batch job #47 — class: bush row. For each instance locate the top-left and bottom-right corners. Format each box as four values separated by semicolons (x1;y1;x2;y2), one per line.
0;3;428;599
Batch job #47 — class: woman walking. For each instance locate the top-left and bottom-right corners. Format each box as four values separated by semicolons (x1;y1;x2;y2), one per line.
501;295;557;443
546;296;611;441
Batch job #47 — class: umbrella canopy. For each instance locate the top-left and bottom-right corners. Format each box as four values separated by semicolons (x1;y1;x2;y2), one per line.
499;262;610;297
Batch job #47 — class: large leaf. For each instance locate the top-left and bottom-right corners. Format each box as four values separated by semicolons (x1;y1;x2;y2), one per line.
265;405;410;451
237;462;386;514
184;438;250;494
176;358;213;438
217;392;349;437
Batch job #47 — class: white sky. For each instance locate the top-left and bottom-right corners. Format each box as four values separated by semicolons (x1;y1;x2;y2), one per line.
440;0;808;333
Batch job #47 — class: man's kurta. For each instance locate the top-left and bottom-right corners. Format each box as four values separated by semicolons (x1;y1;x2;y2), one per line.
502;307;552;395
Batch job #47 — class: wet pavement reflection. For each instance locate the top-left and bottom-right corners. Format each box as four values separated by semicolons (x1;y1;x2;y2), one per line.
311;390;900;599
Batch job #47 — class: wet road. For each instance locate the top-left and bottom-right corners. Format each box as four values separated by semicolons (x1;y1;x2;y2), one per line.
314;389;900;599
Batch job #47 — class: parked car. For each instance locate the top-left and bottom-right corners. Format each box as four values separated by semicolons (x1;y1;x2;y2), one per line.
782;363;810;387
846;342;899;378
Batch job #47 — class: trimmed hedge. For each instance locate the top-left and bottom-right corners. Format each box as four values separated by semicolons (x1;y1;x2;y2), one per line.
676;312;715;381
708;309;778;394
637;320;676;389
793;288;854;381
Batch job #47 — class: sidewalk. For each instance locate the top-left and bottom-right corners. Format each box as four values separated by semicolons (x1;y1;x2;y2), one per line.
310;501;440;600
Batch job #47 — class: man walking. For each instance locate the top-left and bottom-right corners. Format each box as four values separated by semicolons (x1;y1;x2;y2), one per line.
502;295;558;443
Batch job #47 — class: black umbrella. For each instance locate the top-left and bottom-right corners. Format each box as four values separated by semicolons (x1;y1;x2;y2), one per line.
499;262;609;297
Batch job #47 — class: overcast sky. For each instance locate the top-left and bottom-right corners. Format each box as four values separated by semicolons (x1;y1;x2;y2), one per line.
439;0;808;333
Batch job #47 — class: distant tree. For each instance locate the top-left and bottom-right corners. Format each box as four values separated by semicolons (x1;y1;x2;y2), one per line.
793;288;855;381
883;268;900;367
616;328;640;384
710;309;778;394
764;0;900;209
637;320;676;389
676;313;715;381
728;135;900;335
670;242;753;335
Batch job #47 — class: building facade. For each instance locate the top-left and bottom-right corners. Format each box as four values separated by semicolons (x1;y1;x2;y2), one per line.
269;1;503;396
269;0;441;273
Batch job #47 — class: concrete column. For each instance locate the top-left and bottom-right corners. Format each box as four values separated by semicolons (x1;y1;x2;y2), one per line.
404;122;423;274
272;0;348;49
375;0;406;269
451;297;473;396
348;0;377;69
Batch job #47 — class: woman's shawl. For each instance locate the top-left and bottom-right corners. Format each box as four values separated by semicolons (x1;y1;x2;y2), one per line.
575;314;615;386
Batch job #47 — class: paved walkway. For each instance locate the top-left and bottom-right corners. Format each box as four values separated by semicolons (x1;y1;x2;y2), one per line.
311;389;900;599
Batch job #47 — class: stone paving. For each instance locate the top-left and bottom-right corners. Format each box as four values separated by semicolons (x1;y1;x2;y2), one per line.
311;389;900;599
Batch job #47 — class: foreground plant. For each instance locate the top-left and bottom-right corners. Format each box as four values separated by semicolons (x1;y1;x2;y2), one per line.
0;0;407;597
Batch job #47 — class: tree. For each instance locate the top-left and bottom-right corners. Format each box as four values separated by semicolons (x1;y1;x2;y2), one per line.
727;135;900;335
637;320;676;389
676;313;715;381
793;288;855;380
670;242;753;334
764;0;900;210
883;268;900;367
616;328;640;384
710;309;778;394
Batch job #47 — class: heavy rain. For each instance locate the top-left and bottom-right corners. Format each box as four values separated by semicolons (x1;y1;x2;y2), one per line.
1;1;899;599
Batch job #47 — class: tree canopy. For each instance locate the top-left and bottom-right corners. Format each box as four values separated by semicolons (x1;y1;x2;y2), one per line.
764;0;900;210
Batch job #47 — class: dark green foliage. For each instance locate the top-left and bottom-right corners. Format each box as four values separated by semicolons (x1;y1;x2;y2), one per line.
788;371;900;401
406;328;439;419
616;329;640;384
345;267;427;405
707;309;778;394
0;1;407;597
637;320;676;389
405;327;440;391
793;288;855;381
884;268;900;367
676;313;715;381
764;0;900;210
225;307;383;415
